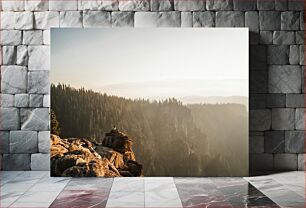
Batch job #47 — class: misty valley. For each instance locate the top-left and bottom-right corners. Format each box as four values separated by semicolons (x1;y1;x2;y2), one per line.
51;84;248;177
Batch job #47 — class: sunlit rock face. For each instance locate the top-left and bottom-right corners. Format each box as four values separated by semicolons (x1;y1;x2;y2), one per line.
51;129;142;177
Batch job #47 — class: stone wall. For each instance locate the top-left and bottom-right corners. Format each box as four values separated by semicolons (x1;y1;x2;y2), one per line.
0;0;304;173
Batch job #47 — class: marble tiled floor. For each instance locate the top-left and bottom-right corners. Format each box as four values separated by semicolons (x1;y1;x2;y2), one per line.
1;171;305;208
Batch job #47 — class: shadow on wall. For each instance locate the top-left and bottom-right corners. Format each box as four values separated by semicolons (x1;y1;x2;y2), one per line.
248;29;303;175
249;31;269;175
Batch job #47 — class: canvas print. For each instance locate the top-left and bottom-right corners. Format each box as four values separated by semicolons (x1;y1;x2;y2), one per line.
50;28;249;177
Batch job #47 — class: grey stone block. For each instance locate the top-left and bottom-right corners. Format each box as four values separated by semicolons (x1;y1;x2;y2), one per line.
174;0;205;11
206;0;233;10
0;94;14;107
265;131;285;153
38;131;50;153
289;45;300;64
135;12;181;27
275;0;287;11
259;11;281;31
23;30;43;45
15;94;29;108
17;45;28;66
249;136;264;153
285;130;304;153
286;94;304;107
10;131;38;153
0;131;9;153
26;0;49;11
31;153;50;170
3;46;17;65
34;12;60;29
21;108;49;131
233;0;256;11
250;45;267;67
1;30;22;45
1;12;15;29
250;153;273;171
281;11;300;30
119;0;150;11
274;154;298;170
83;11;111;28
267;45;289;64
14;12;34;30
193;12;215;27
298;154;305;170
151;0;173;11
250;70;268;93
49;0;78;10
28;71;50;94
299;45;304;65
1;66;27;94
0;108;19;130
272;108;295;130
3;154;31;170
249;94;266;109
250;109;271;131
295;31;304;44
216;11;244;27
300;12;304;30
43;30;50;45
29;94;44;107
266;94;286;107
250;131;264;136
260;31;272;44
250;32;259;45
273;31;295;45
302;66;305;93
245;11;259;32
112;12;134;27
295;108;304;130
2;1;24;11
78;0;118;11
28;46;50;71
181;12;192;27
288;0;304;11
257;0;274;10
60;11;82;27
43;95;50;107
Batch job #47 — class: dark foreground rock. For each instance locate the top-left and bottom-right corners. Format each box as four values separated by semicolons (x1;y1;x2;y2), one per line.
51;129;143;177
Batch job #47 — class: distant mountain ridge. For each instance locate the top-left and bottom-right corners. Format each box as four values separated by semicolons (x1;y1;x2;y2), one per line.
179;96;248;107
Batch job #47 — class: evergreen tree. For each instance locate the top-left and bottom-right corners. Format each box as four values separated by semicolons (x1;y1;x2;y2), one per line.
51;109;61;136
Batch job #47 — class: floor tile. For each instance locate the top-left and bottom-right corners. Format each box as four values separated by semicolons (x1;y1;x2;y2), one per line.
50;190;109;208
0;171;304;208
111;177;144;192
1;171;24;186
1;179;39;207
268;171;305;198
9;191;61;208
106;192;144;208
145;177;182;208
246;176;305;208
7;171;48;184
145;177;177;192
1;195;21;208
175;178;232;208
64;177;113;191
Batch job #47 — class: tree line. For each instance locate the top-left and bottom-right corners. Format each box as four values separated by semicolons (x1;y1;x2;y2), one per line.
51;83;247;176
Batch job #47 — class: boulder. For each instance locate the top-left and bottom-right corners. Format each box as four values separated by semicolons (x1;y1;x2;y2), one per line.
50;128;143;177
102;129;133;153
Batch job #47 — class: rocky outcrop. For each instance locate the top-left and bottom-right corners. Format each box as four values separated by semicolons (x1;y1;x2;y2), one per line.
51;129;143;177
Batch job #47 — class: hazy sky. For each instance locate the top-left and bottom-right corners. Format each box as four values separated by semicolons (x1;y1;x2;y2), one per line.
51;28;248;100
